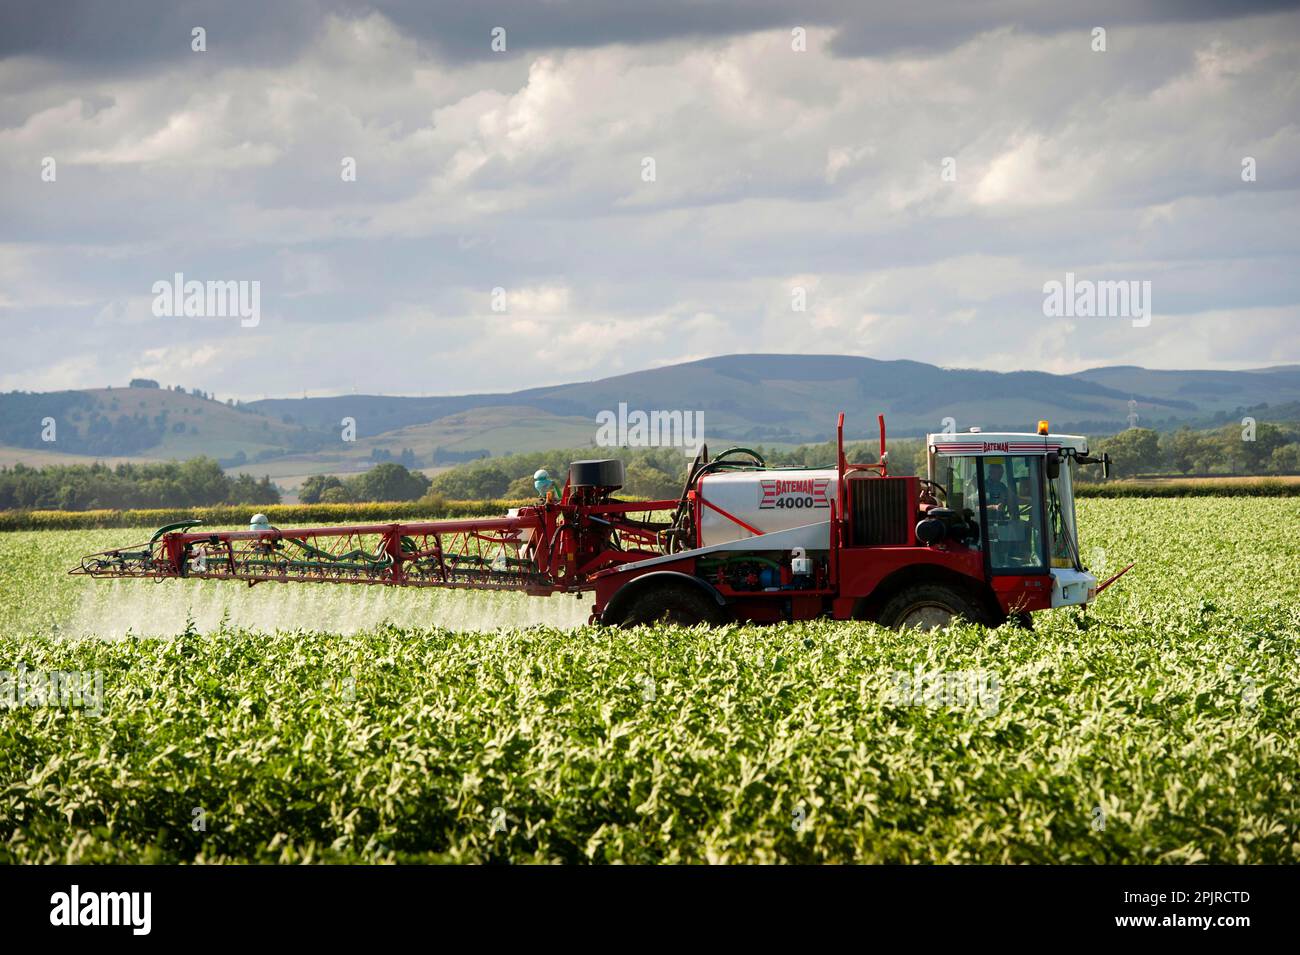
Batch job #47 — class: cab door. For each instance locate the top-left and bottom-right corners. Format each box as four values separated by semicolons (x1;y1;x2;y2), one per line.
977;455;1049;575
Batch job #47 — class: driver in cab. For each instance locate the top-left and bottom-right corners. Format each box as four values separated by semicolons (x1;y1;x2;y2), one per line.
984;461;1011;519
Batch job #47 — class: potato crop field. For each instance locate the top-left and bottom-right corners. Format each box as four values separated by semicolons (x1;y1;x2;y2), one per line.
1;498;1297;864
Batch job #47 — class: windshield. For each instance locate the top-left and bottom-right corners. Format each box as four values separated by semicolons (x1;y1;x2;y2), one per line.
1049;458;1081;569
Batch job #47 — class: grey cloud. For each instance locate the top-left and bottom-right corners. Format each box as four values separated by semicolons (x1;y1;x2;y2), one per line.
826;0;1300;57
6;0;1297;69
0;0;326;72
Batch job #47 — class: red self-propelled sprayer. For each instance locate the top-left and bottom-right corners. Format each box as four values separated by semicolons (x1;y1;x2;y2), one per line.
72;415;1122;629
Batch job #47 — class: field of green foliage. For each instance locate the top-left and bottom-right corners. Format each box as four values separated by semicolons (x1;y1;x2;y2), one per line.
1;498;1297;863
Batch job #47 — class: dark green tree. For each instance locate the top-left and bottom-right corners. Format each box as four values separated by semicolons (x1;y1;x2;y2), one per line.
299;474;347;504
346;463;432;502
1094;428;1160;478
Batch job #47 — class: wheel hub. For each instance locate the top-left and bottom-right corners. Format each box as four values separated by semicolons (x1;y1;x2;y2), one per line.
899;603;955;630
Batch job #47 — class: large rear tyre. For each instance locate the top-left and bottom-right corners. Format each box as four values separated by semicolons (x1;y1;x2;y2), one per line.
876;582;990;631
617;583;729;628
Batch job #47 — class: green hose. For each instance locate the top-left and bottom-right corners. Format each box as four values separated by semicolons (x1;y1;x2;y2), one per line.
712;447;767;467
149;519;203;544
283;537;392;567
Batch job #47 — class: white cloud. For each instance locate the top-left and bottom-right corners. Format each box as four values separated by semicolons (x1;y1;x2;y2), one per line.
0;9;1297;398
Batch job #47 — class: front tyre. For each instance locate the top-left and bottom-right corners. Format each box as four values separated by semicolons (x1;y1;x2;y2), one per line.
617;583;729;628
876;582;989;631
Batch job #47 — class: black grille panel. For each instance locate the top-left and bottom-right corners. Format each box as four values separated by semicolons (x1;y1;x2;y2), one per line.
849;477;911;546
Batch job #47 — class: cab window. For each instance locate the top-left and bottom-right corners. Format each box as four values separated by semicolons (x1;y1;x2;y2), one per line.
942;455;982;550
980;456;1047;572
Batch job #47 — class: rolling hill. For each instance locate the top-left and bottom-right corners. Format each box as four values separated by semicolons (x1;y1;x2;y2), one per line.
247;355;1300;442
3;357;1298;479
0;387;311;460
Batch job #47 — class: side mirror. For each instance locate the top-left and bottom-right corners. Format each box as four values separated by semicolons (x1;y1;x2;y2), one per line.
1102;453;1111;480
1046;452;1061;480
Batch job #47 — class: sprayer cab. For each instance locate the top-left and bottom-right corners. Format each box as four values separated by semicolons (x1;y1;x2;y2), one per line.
923;425;1112;609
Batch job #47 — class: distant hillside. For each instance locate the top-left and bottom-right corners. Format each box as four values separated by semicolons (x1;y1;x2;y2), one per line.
249;354;1300;442
241;406;599;492
4;356;1299;478
1070;365;1300;429
0;386;312;459
357;406;596;459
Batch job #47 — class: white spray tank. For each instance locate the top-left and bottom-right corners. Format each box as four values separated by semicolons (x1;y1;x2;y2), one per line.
695;469;838;546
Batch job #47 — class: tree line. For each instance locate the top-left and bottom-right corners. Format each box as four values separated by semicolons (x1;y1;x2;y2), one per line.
0;458;280;511
1093;422;1299;478
298;463;432;503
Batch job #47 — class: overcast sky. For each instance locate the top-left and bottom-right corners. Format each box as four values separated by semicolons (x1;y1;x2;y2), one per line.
1;1;1298;400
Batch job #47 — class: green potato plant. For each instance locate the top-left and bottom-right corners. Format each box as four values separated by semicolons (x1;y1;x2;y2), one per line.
0;499;1296;863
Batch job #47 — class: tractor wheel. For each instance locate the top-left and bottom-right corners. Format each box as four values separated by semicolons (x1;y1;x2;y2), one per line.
618;583;729;628
876;582;989;631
